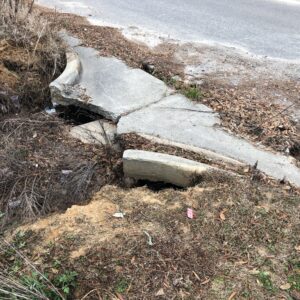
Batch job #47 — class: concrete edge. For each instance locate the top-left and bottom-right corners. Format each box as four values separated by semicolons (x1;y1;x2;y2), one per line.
123;149;238;187
135;133;246;167
69;120;117;146
49;49;82;96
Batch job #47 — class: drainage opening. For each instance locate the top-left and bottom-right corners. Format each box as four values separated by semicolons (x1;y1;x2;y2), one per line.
134;180;185;191
54;105;104;125
290;142;300;161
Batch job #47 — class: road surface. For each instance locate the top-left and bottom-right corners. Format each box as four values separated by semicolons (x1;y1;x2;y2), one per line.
37;0;300;60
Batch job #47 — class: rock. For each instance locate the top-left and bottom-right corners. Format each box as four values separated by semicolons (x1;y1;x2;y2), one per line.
123;149;233;187
70;120;117;146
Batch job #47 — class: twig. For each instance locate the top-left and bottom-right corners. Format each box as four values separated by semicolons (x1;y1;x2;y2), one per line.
81;289;100;300
262;103;295;125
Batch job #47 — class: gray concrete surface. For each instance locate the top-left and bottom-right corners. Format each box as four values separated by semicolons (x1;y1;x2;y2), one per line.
37;0;300;60
123;150;231;187
53;45;169;122
50;49;81;94
70;120;117;145
138;134;246;167
49;35;300;187
118;94;300;187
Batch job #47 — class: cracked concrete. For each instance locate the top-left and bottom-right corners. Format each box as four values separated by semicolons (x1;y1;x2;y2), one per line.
53;34;170;122
51;34;300;187
118;94;300;187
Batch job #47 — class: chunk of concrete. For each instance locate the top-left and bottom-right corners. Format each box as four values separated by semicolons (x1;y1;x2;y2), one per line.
70;120;116;145
123;150;232;187
52;42;170;122
118;94;300;187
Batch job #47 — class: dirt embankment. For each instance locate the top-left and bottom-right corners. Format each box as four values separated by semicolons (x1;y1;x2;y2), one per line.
3;180;300;299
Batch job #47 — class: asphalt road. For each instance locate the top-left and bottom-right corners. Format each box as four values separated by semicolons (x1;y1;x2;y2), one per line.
37;0;300;60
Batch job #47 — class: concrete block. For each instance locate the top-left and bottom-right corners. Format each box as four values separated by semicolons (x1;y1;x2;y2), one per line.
123;149;231;187
70;120;117;145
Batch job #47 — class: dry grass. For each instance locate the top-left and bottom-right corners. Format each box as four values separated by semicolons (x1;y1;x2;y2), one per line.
0;113;122;228
0;237;65;300
0;0;65;115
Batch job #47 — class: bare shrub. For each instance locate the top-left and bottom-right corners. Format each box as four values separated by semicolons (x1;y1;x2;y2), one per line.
61;162;97;203
0;0;65;114
0;114;122;228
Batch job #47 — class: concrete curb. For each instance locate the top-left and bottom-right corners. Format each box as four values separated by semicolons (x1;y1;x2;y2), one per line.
137;133;246;167
49;49;82;103
123;150;237;187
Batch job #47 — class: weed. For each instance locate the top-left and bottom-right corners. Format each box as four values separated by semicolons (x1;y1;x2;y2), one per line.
288;274;300;291
241;290;252;298
184;86;202;100
13;231;27;249
21;271;55;299
53;259;62;268
55;271;78;296
10;258;23;274
115;278;129;294
257;271;276;293
3;269;77;300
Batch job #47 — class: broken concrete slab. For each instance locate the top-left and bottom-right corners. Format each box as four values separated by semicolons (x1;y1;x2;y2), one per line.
50;49;81;93
118;94;300;187
51;40;170;122
123;150;233;187
70;120;117;145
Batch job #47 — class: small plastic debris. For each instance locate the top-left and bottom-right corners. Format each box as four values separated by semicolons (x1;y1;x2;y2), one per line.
61;170;72;175
10;95;20;109
8;200;22;209
187;208;194;219
144;231;153;246
45;107;56;115
113;212;125;218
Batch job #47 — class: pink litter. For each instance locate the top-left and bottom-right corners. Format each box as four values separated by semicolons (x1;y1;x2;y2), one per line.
187;208;194;219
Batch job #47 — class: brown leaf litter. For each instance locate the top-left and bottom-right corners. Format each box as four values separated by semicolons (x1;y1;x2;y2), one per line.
3;178;300;299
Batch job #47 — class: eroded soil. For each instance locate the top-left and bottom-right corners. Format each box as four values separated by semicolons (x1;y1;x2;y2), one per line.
2;181;300;299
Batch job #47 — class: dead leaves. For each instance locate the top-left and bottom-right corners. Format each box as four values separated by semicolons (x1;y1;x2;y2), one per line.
279;283;291;290
155;288;165;296
219;208;227;221
202;84;299;155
